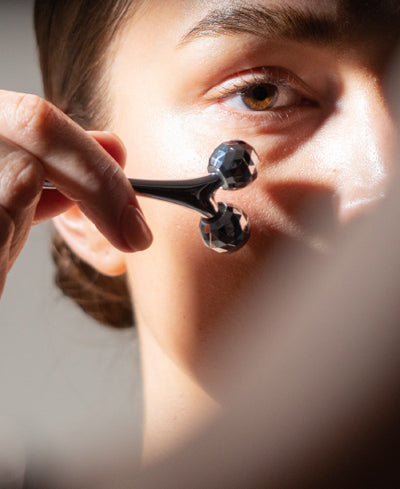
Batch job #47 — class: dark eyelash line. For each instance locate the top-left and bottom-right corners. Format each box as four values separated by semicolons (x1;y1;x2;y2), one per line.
216;79;273;99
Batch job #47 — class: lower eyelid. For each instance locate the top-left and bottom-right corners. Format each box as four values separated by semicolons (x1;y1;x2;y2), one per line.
214;103;306;120
204;103;321;135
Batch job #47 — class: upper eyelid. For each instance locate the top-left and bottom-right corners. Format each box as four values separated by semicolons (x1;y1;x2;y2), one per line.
207;67;315;101
218;69;289;92
216;78;288;99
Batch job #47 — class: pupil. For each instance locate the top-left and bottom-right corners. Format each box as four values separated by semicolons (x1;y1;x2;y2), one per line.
252;84;274;101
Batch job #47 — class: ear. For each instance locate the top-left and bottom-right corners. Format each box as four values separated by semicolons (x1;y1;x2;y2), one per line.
53;206;127;277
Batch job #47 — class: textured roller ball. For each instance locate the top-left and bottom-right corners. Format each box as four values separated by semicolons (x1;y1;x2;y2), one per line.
208;140;258;190
199;202;251;253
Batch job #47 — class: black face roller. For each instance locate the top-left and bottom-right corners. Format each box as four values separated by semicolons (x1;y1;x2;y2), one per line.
43;141;258;253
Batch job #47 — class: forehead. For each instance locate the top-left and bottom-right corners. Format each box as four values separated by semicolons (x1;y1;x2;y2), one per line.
136;0;399;46
141;0;339;25
185;0;338;12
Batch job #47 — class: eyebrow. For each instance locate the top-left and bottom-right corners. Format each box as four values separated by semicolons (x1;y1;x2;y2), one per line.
178;5;341;47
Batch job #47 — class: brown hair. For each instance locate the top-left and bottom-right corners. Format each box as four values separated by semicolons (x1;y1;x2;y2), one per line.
34;0;141;327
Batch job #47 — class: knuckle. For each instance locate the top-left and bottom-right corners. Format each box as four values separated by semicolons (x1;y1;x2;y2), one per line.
13;93;53;136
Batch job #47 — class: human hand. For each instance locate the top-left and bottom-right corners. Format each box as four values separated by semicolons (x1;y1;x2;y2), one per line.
0;90;152;296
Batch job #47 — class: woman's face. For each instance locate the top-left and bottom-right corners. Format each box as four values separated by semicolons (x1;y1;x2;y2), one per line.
110;0;397;380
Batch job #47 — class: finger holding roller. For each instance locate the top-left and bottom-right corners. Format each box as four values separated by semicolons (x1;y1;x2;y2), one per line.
44;140;259;252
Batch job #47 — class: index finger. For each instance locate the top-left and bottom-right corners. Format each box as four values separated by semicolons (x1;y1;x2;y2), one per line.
0;90;150;252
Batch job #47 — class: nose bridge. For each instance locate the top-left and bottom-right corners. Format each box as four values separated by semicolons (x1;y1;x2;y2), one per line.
332;72;396;220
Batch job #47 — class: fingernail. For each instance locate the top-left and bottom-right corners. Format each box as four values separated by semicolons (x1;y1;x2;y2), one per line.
121;205;153;252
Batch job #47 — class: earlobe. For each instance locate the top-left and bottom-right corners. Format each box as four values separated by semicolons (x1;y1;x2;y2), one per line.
53;206;127;277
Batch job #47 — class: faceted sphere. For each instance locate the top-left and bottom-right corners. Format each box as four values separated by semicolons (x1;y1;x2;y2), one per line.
208;141;258;190
199;202;250;253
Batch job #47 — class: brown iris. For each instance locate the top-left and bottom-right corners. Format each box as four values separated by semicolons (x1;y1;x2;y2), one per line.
241;83;278;111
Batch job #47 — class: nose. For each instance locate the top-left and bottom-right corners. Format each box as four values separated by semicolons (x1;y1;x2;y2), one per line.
318;71;397;222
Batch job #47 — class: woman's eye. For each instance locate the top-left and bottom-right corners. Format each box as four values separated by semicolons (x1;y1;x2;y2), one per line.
212;68;314;115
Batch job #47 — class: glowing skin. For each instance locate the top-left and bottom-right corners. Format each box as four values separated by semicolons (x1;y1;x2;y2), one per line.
107;0;396;459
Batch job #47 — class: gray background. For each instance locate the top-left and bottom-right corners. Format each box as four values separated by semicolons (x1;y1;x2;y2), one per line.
0;0;142;461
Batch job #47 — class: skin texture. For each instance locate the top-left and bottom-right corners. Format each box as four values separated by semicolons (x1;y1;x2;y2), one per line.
0;0;398;467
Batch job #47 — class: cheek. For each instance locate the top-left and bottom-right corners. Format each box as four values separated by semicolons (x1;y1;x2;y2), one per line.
115;84;211;180
126;196;260;378
118;111;266;376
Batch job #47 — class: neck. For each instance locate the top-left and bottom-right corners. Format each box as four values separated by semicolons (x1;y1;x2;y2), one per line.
138;324;218;464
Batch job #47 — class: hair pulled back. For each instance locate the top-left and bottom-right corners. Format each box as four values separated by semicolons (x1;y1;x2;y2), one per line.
34;0;141;327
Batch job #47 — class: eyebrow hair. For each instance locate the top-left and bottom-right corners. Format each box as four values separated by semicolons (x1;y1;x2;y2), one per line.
179;5;340;47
